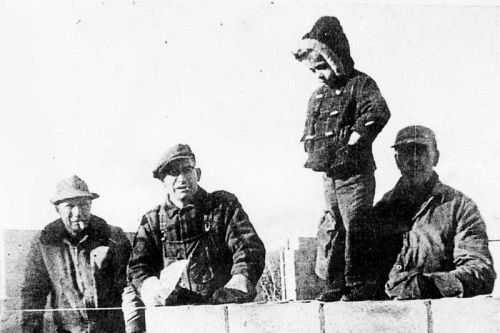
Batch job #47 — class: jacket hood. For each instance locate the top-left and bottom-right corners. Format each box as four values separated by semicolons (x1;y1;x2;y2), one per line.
293;16;355;77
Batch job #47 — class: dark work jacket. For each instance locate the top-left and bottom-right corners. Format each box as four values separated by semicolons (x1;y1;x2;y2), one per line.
128;187;266;302
302;70;390;179
374;175;496;299
21;216;131;333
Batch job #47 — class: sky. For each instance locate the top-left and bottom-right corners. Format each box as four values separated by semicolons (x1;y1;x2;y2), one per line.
0;1;499;250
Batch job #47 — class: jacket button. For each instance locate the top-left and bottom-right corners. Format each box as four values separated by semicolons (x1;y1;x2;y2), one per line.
335;89;341;95
395;264;402;270
330;110;339;116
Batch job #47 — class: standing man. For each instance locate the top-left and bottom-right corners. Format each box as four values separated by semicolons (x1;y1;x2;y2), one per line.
293;16;390;301
374;125;496;299
21;175;131;332
127;143;266;308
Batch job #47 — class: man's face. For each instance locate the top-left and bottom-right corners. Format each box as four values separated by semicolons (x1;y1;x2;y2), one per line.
163;158;200;204
308;53;336;85
56;198;92;238
395;143;439;186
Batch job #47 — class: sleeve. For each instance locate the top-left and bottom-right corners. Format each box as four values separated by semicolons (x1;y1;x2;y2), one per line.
20;235;51;332
301;87;322;143
426;199;496;297
223;196;266;285
111;228;133;291
351;76;390;143
127;216;164;292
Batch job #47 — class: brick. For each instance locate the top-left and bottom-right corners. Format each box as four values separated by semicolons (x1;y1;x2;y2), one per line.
227;301;321;333
431;297;500;333
323;300;428;333
146;305;227;333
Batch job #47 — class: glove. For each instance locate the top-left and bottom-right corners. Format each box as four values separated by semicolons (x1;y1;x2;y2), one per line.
209;288;252;304
385;271;441;300
209;274;255;304
139;277;164;307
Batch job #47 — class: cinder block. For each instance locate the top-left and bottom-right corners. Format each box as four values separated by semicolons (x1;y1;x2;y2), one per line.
227;301;321;333
431;297;500;333
323;300;428;333
146;305;226;333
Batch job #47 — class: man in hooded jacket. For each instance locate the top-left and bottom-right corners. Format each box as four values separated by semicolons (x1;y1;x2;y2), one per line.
293;16;390;301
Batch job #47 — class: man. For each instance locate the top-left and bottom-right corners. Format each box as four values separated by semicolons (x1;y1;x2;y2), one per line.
293;16;390;301
21;175;131;332
127;144;265;307
374;125;496;299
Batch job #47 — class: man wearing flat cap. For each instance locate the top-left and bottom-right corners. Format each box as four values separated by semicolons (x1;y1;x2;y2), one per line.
125;144;265;325
20;175;131;332
373;125;496;300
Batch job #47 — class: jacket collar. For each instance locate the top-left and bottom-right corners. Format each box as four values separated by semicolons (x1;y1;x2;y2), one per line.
40;215;110;245
163;187;210;218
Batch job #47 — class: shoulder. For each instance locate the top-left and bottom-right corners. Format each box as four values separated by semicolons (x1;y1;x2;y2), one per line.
434;181;476;209
208;190;241;208
142;205;162;221
38;219;65;244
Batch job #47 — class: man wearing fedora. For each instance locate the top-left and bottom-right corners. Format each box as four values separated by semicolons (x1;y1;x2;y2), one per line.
20;175;131;333
373;125;496;300
125;143;265;328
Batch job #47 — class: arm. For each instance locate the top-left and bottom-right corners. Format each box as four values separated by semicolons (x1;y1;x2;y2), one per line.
210;194;266;304
20;235;51;332
425;199;496;297
350;76;390;145
127;216;163;295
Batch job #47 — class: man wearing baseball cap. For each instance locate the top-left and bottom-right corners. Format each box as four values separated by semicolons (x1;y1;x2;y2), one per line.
124;144;265;331
20;175;131;332
373;125;496;299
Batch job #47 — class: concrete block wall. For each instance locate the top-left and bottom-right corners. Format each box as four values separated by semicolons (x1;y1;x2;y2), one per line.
146;298;499;333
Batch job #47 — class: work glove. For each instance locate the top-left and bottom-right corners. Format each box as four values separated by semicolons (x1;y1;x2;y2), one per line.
385;271;442;300
140;277;164;307
209;274;255;304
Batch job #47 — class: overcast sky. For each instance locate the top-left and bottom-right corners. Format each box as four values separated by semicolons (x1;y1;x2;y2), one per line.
1;1;499;249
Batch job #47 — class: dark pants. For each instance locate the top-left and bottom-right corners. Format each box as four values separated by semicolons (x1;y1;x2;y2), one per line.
316;172;376;290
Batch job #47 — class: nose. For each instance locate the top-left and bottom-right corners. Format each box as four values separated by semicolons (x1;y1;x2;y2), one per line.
70;206;81;221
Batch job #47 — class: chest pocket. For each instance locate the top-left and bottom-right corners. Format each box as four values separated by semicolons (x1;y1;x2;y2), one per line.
161;208;223;294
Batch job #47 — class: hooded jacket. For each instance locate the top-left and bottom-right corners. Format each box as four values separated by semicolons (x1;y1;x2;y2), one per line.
294;16;390;178
21;216;131;333
374;174;496;299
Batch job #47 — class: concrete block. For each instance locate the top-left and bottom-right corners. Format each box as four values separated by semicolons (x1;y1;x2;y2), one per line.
431;297;500;333
227;301;320;333
323;300;428;333
146;305;227;333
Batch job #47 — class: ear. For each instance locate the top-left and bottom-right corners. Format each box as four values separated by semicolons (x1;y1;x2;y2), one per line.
433;149;440;167
394;153;402;170
196;168;202;181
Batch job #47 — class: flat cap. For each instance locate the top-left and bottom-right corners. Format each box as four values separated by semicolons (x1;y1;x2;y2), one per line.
50;175;99;205
392;125;437;148
153;144;196;180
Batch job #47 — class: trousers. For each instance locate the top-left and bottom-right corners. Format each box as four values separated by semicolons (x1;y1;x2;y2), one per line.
315;172;376;289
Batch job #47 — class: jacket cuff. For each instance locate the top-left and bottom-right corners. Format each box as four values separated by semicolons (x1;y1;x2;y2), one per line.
425;272;464;297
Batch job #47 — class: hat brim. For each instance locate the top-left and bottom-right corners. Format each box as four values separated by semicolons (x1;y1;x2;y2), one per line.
50;192;99;205
153;155;194;180
391;139;434;148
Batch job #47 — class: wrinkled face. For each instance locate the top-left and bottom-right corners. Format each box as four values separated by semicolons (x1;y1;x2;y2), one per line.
56;197;92;238
395;143;439;186
308;52;336;85
163;158;200;204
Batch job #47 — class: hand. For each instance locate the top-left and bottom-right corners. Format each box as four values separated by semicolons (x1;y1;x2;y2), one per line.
347;131;361;145
140;277;164;307
209;274;255;304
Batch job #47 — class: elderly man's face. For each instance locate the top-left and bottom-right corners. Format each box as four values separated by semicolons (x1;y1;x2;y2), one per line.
163;158;200;205
395;143;439;186
56;197;92;238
